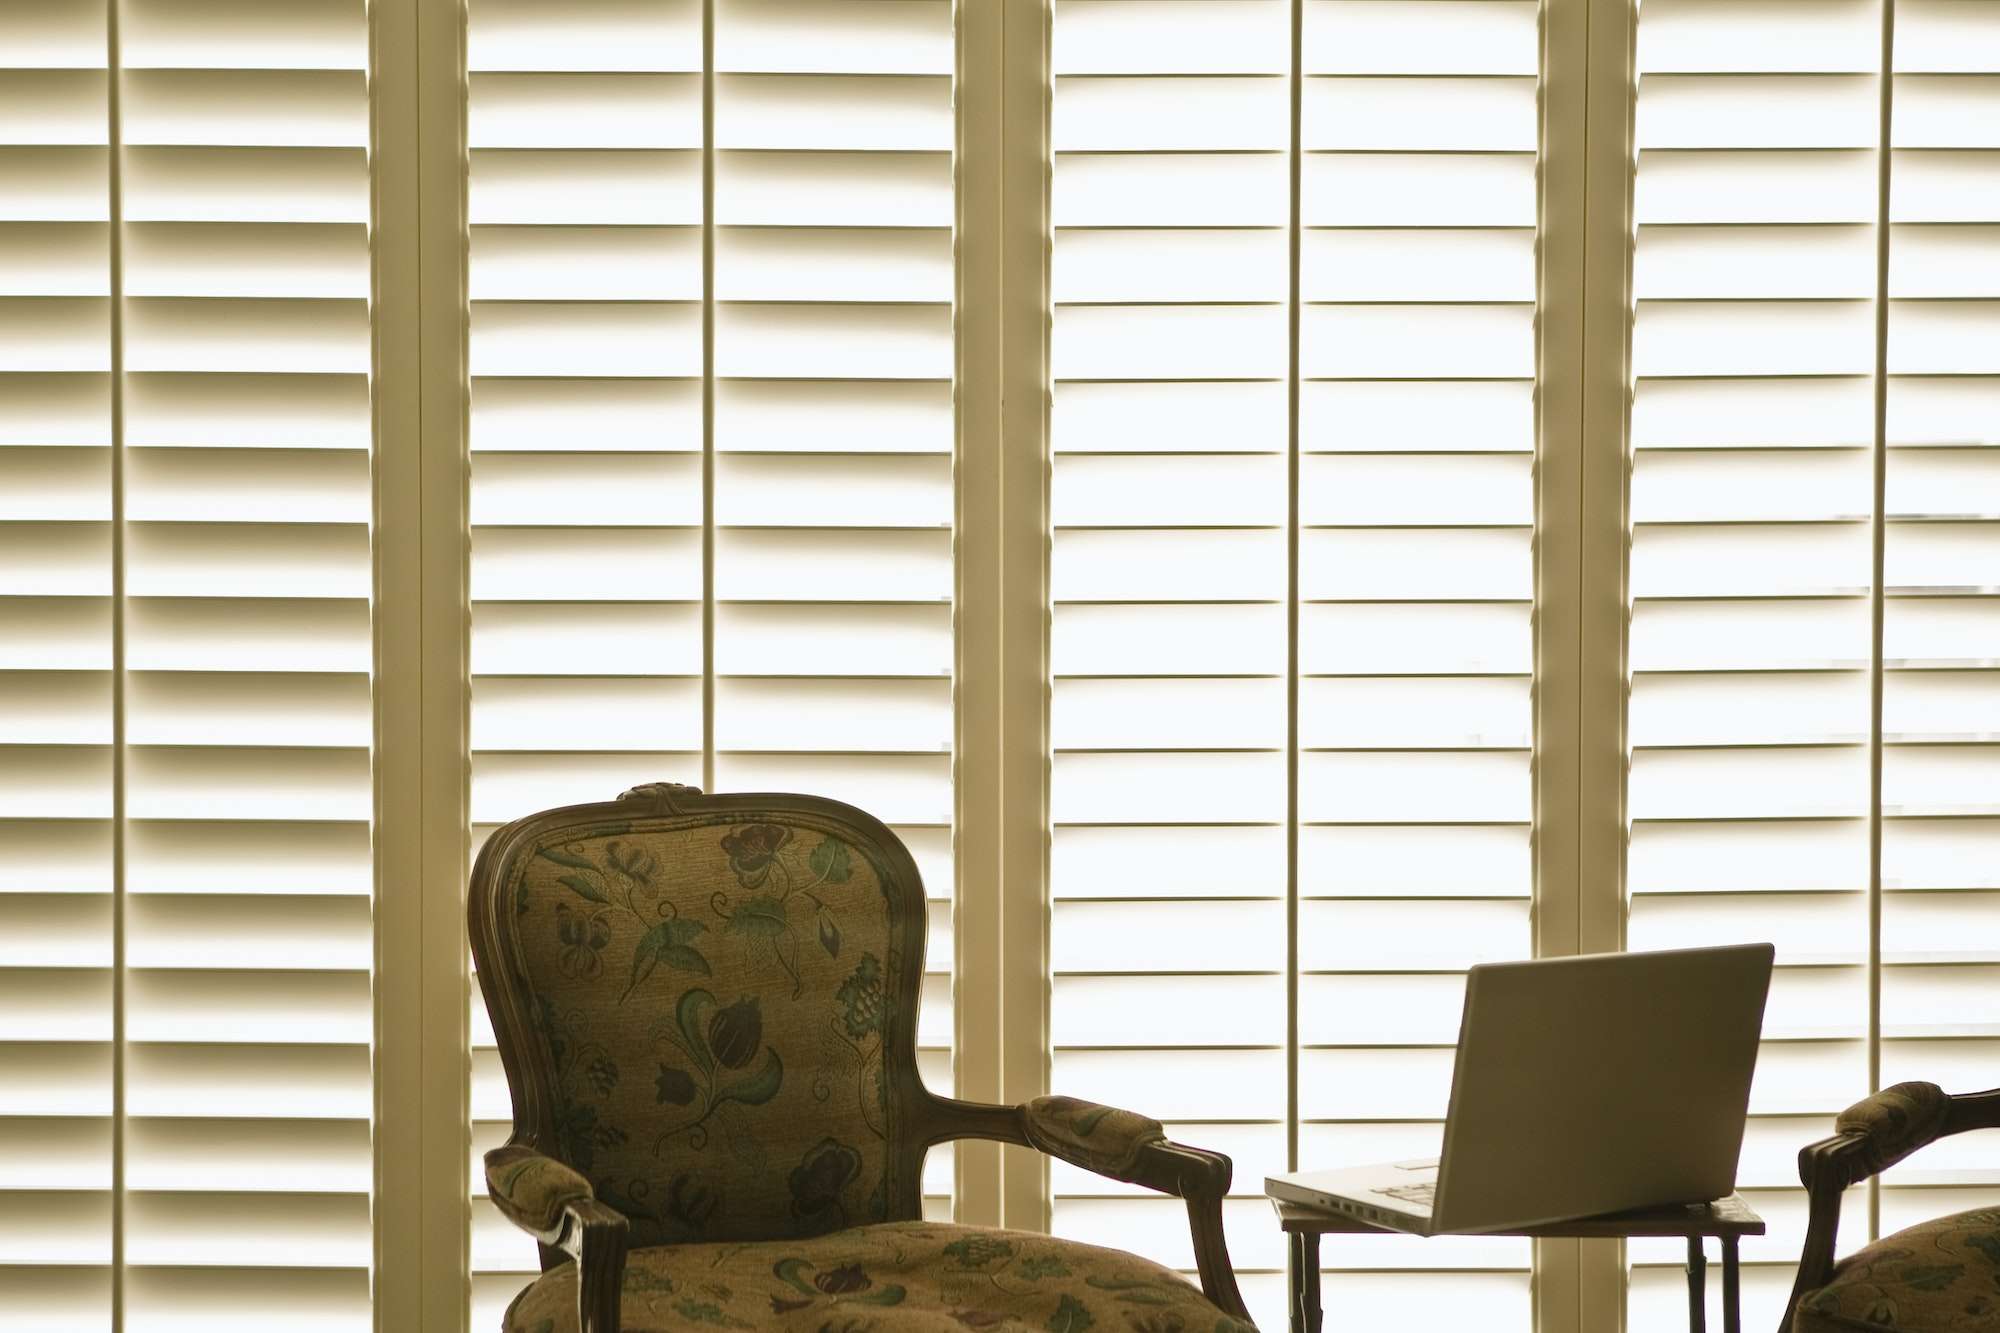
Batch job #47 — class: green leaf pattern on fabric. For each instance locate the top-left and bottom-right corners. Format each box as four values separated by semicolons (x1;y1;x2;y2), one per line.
537;846;600;871
1047;1294;1096;1332
626;917;710;1000
557;871;610;904
537;840;713;1002
722;892;790;939
508;817;905;1253
942;1235;1017;1270
706;828;862;998
827;952;889;1137
649;987;785;1156
1797;1207;2000;1332
808;835;853;884
485;1146;593;1233
1023;1095;1167;1178
501;1221;1249;1333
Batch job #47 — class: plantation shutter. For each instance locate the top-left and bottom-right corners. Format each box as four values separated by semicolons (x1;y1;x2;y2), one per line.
1627;2;1882;1323
1047;3;1539;1327
1295;0;1538;1323
464;0;955;1321
1;3;118;1322
1626;0;2000;1326
708;0;957;1212
1878;0;2000;1257
463;1;708;1317
0;0;376;1327
1048;0;1291;1323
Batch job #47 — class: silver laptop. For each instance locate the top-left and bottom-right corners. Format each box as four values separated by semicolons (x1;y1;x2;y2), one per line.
1267;943;1774;1235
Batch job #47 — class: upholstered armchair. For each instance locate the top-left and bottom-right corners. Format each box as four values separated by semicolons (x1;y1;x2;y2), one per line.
471;782;1256;1333
1782;1081;2000;1331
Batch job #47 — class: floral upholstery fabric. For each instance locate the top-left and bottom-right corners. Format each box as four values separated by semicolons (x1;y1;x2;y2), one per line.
503;813;909;1248
501;1219;1259;1333
1794;1208;2000;1332
489;1145;596;1234
1835;1083;1953;1177
1024;1096;1166;1179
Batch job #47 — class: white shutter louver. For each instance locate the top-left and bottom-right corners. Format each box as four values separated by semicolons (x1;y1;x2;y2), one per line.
710;0;956;1214
1;3;116;1323
465;2;708;1317
1627;1;2000;1327
1296;0;1537;1323
1878;0;2000;1253
1050;2;1290;1324
1628;3;1880;1325
1049;3;1539;1328
1;0;375;1328
464;1;955;1322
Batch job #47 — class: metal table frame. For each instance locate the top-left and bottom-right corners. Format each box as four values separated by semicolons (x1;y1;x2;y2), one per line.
1274;1194;1765;1333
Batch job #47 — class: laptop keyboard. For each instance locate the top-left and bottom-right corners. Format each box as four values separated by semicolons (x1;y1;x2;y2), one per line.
1373;1181;1437;1207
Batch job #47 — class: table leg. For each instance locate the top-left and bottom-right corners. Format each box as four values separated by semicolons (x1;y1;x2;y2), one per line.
1722;1236;1740;1333
1686;1236;1707;1333
1289;1231;1324;1333
1289;1232;1304;1333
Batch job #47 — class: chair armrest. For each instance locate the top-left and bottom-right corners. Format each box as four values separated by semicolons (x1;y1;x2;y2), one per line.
485;1144;597;1239
1782;1082;1958;1331
1827;1081;1955;1182
922;1093;1250;1323
484;1145;629;1333
1022;1095;1168;1180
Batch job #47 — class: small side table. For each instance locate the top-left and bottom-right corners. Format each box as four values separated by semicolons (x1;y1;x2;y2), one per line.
1272;1194;1765;1333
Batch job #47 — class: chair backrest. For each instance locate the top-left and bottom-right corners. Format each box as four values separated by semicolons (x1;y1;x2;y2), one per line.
470;783;932;1253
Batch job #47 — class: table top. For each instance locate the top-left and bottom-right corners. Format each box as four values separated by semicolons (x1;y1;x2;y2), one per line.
1271;1193;1765;1239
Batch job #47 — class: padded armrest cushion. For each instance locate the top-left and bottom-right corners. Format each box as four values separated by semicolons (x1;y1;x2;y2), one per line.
485;1144;595;1236
1833;1081;1952;1176
1023;1094;1167;1178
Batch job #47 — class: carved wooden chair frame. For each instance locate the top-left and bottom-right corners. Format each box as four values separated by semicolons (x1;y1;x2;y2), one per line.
470;782;1251;1333
1781;1080;2000;1331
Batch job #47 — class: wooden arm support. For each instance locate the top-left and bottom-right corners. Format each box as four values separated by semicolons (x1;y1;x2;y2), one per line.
924;1094;1252;1323
484;1144;631;1333
1781;1082;2000;1332
1134;1139;1250;1323
557;1198;630;1333
485;1100;1249;1332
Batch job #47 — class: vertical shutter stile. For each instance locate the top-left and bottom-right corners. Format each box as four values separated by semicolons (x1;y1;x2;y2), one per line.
0;1;115;1324
3;0;377;1327
1047;3;1542;1328
1629;2;2000;1327
122;0;376;1324
463;2;958;1319
1296;0;1538;1322
710;0;957;1212
1878;0;2000;1234
464;1;708;1317
1049;1;1291;1324
1627;0;1885;1325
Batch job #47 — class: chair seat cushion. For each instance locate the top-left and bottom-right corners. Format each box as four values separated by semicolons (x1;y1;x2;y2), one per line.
1794;1207;2000;1331
503;1218;1259;1333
